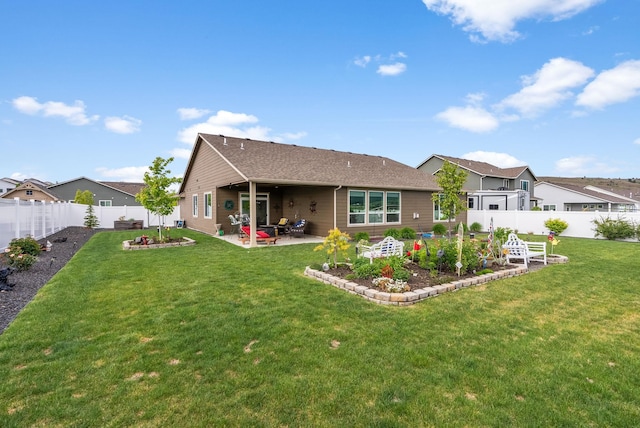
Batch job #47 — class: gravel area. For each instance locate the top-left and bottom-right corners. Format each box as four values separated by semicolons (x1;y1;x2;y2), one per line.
0;226;97;333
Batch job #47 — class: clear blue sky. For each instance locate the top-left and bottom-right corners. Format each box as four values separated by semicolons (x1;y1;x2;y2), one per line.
1;0;639;183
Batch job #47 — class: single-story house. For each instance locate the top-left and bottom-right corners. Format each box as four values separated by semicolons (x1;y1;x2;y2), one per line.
47;177;146;206
178;134;459;246
417;155;538;211
535;181;638;212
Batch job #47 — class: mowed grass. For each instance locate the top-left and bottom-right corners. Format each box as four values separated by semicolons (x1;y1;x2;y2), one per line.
0;229;639;427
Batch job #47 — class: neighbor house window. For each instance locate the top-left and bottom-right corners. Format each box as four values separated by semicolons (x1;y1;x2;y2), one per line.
26;190;33;196
192;194;198;217
204;192;212;218
543;204;556;211
348;189;401;225
468;198;474;209
489;204;499;210
99;200;112;207
520;180;530;192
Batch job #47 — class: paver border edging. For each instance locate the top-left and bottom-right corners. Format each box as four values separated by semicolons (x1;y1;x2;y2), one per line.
304;255;568;306
122;236;195;250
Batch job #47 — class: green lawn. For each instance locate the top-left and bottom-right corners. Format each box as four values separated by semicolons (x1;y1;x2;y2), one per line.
1;230;639;427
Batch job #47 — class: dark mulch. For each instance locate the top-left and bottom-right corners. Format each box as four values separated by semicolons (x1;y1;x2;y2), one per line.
326;259;541;292
0;227;97;333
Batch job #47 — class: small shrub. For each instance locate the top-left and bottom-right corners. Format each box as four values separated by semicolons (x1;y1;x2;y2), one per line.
383;228;401;239
432;223;447;235
531;206;542;211
399;227;416;239
2;237;41;271
592;216;635;240
353;232;369;242
544;218;568;235
469;222;482;233
8;236;41;257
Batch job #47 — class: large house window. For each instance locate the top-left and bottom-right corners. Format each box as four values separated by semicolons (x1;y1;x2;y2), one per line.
368;191;383;224
386;192;400;223
99;200;112;207
204;192;212;218
348;190;400;225
192;194;198;217
520;180;530;192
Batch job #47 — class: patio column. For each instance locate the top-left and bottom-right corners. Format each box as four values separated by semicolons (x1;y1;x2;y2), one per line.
249;181;257;247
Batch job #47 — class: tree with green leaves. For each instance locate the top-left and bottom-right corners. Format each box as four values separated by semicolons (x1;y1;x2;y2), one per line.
74;189;94;205
135;157;182;241
74;190;99;228
432;160;468;237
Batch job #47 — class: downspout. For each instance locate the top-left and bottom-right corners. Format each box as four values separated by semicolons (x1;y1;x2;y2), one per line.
333;185;342;229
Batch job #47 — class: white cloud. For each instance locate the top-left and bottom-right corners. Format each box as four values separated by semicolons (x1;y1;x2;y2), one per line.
12;96;99;125
435;105;499;133
279;131;307;140
177;110;270;145
354;52;408;76
170;147;193;160
104;116;142;134
634;138;640;145
498;57;594;117
377;62;407;76
422;0;603;43
575;60;640;109
354;55;371;67
177;107;211;120
95;166;149;182
461;151;526;168
554;155;619;176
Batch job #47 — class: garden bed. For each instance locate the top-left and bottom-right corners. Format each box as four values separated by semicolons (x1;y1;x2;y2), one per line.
122;236;195;250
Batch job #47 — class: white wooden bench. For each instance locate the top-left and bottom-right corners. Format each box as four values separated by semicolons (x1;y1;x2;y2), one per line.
357;236;405;263
502;233;547;267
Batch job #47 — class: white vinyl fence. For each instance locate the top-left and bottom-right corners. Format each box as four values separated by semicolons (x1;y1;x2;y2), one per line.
467;209;640;239
0;198;182;250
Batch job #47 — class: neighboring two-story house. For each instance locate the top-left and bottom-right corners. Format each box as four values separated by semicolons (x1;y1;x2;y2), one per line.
417;155;538;211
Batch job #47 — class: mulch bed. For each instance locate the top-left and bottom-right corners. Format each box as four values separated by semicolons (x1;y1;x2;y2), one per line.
0;227;97;333
326;259;542;292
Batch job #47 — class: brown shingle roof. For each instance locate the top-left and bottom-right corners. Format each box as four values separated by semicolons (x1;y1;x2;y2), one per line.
100;181;146;196
432;155;532;179
194;134;441;191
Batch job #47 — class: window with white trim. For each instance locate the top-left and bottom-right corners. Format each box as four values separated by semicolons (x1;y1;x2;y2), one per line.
204;192;212;218
192;194;198;217
348;190;401;226
99;200;112;207
543;204;556;211
520;180;530;192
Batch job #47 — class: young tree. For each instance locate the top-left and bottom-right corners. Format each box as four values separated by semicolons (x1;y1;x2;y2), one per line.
432;160;468;237
84;204;100;229
135;157;183;241
74;189;94;205
75;189;99;228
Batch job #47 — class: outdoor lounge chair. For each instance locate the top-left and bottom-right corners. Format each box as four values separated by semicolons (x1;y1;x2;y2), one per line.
289;219;307;238
228;215;242;234
239;226;280;245
276;217;289;236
